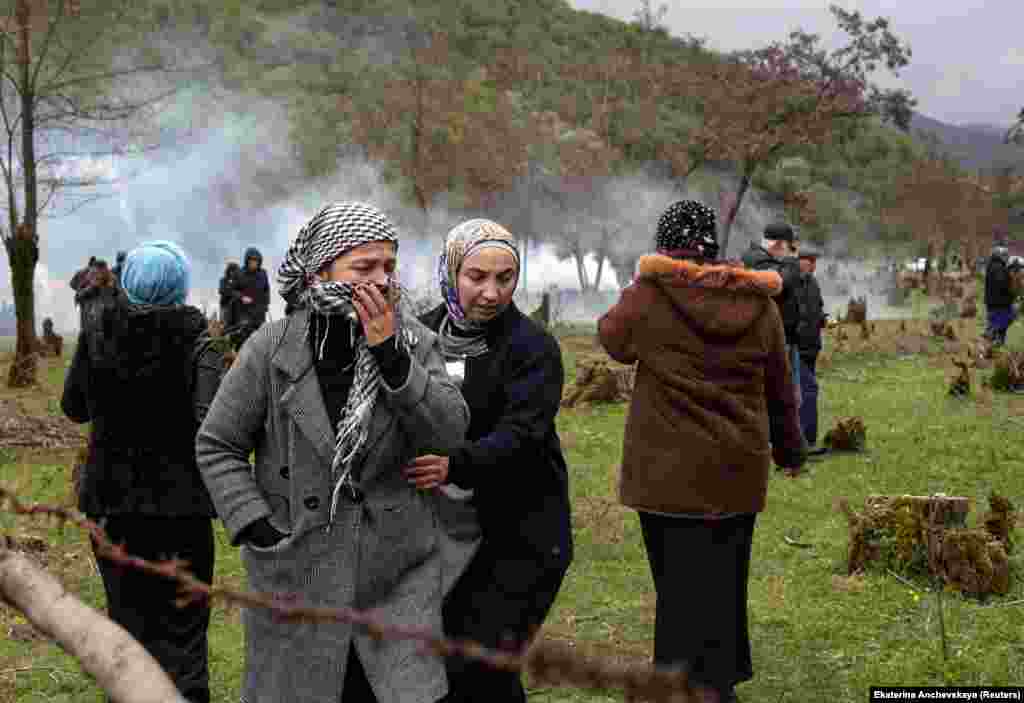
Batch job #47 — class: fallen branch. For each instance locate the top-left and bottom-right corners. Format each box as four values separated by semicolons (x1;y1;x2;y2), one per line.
0;549;189;703
0;485;694;702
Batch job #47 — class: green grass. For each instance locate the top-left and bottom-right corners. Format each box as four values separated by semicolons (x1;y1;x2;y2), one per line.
2;328;1024;702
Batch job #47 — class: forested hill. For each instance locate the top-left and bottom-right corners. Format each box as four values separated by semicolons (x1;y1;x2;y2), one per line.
189;0;1022;261
910;113;1024;173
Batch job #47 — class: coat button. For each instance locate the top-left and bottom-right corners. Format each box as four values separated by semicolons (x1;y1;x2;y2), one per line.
304;496;320;510
551;545;562;557
280;466;290;479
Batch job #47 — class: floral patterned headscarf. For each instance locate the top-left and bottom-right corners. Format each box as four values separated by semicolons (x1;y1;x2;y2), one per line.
437;218;520;358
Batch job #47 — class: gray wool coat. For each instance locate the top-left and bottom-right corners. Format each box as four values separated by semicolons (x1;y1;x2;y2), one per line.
196;309;470;703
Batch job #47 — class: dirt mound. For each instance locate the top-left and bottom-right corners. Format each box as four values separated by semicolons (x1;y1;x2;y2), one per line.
819;318;982;362
0;398;83;449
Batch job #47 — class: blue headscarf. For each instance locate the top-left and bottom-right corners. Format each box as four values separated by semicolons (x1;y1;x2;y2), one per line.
120;240;191;306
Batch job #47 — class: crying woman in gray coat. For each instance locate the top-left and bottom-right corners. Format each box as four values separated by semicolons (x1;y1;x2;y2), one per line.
196;202;470;703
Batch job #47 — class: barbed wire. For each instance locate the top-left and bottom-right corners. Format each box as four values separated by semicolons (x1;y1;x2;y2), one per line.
0;485;694;702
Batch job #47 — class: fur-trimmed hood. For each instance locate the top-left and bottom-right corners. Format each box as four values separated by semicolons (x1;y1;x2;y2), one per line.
636;253;783;338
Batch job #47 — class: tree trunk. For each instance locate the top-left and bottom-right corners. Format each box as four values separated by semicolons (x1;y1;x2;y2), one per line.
573;246;591;292
593;252;605;291
5;226;38;388
719;165;755;257
9;12;39;388
0;549;190;703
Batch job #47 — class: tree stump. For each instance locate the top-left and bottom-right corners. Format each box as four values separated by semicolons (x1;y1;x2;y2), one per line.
844;297;867;324
960;298;977;319
823;417;866;451
562;358;633;407
529;292;551;329
930;320;956;340
840;493;1016;595
949;359;971;397
987;350;1024;391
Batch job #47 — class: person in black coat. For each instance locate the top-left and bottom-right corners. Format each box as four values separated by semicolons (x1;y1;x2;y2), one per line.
984;237;1016;347
409;219;573;703
796;245;826;448
218;260;241;330
62;241;225;703
234;247;271;347
111;250;127;284
741;225;804;416
70;256;97;294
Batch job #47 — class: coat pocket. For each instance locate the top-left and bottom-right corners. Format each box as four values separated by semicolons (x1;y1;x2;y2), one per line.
245;531;295;555
372;495;430;540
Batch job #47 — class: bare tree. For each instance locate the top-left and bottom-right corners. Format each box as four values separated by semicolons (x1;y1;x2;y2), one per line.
0;0;209;386
677;4;912;255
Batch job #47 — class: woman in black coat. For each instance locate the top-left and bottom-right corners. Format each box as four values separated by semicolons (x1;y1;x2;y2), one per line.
407;218;573;703
62;241;225;703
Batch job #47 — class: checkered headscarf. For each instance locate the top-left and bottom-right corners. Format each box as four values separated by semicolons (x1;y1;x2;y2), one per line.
655;200;719;260
277;202;406;524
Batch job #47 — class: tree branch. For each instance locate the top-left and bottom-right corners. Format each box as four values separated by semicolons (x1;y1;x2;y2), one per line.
28;0;67;92
35;0;135;92
0;550;191;703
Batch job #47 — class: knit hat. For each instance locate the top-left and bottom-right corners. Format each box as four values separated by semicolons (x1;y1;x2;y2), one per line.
764;223;796;242
120;240;191;306
655;200;719;260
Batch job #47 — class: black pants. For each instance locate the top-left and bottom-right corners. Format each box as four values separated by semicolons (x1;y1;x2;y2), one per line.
91;515;215;703
441;541;568;703
799;353;820;446
638;512;757;692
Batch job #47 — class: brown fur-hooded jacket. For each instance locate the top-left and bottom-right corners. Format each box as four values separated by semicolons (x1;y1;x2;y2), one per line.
598;254;804;516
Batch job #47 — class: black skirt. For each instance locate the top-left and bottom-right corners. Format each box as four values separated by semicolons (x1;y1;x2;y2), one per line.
637;511;757;690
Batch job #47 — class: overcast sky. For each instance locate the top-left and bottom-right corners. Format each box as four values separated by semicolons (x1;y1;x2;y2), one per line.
568;0;1022;128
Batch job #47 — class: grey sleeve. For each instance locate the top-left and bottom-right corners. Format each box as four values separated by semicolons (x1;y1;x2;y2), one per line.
195;333;273;545
192;342;225;427
381;330;470;457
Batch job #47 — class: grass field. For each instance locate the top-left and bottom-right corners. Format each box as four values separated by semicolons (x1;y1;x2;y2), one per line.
2;317;1024;703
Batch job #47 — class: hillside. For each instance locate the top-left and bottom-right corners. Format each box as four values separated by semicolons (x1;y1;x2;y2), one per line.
911;113;1024;173
191;0;1021;267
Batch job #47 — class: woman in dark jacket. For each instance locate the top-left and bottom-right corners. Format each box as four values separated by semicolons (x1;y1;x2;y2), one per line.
62;240;225;703
410;218;573;703
598;201;805;703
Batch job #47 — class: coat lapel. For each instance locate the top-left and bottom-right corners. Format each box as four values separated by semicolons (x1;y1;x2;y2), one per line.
272;310;337;467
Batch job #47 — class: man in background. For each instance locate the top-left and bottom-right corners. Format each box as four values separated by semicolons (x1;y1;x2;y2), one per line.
796;244;827;452
742;224;805;408
70;256;97;294
984;235;1016;348
111;251;127;284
